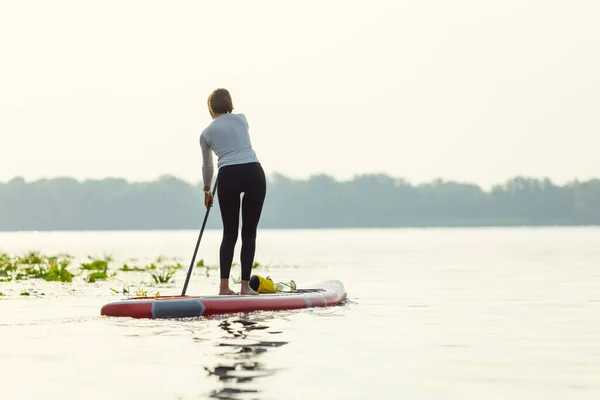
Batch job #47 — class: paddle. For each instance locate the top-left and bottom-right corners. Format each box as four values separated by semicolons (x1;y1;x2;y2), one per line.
181;181;218;296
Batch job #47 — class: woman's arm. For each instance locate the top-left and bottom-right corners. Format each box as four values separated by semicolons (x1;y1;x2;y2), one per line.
199;133;214;191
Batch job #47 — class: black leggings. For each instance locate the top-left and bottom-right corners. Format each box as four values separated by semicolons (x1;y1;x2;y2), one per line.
216;162;266;281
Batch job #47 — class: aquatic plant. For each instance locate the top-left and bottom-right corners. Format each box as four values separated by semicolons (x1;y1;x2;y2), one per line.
194;259;221;277
87;271;110;283
0;252;12;268
119;264;144;272
0;265;13;282
81;255;116;283
18;290;46;296
275;280;297;292
80;259;108;271
113;255;184;284
133;287;161;297
150;268;175;284
17;250;44;265
149;262;182;284
110;285;160;298
0;251;75;283
44;256;74;282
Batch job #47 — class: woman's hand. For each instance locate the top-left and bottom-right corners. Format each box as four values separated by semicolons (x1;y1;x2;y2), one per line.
204;191;214;208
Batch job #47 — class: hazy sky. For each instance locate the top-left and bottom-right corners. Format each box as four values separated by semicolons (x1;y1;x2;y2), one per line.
1;0;599;188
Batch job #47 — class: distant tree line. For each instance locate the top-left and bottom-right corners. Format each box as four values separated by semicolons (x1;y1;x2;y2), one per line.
0;173;599;231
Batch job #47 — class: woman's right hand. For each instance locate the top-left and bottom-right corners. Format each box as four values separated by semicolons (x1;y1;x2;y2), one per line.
204;192;214;208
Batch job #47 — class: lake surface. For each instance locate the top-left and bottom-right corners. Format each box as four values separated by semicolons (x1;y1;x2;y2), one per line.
1;227;599;399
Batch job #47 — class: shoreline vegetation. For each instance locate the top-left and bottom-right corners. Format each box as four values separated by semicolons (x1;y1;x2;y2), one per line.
1;173;600;231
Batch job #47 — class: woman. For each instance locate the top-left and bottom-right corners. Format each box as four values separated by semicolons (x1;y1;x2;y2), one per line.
199;88;266;296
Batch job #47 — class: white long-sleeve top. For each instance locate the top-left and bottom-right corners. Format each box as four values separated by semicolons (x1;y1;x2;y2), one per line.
199;113;259;188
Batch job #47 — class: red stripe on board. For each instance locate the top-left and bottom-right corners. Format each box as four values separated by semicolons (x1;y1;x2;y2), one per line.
203;296;308;315
101;302;153;319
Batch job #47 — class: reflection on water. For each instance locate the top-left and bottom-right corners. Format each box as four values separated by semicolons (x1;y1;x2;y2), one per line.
98;308;296;399
205;315;289;400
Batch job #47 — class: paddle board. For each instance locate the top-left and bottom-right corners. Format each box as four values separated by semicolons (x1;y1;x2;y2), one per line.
100;280;347;319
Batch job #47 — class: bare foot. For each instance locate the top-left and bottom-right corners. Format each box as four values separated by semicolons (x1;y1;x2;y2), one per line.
219;279;237;295
240;287;259;296
239;280;259;295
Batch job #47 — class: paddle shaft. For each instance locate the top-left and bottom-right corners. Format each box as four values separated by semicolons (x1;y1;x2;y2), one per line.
181;181;218;296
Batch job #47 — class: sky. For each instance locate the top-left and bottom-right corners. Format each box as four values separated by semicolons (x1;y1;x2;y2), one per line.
1;0;599;189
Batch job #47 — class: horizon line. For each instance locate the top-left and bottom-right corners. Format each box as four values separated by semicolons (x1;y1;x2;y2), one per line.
2;171;599;187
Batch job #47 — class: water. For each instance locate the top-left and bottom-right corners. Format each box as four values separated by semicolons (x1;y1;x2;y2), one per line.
1;227;599;399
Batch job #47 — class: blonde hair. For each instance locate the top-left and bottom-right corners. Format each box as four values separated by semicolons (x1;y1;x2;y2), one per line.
207;88;234;114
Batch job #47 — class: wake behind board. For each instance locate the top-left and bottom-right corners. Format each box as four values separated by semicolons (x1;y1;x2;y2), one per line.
100;280;347;319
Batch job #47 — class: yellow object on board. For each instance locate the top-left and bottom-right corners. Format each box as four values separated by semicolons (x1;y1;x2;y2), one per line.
250;275;276;293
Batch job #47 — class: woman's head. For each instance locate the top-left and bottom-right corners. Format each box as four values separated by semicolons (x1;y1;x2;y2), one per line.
207;88;234;118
